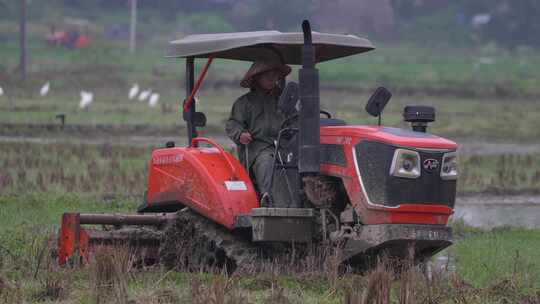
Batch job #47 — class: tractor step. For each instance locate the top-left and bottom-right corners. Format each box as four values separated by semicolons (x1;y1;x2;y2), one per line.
342;224;453;266
250;208;314;242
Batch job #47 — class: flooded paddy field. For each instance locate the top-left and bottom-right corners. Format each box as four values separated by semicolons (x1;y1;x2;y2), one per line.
454;194;540;229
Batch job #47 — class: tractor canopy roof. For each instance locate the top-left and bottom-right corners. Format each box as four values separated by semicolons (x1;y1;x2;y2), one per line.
166;31;374;64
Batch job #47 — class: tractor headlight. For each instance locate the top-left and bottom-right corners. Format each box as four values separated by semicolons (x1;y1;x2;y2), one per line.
389;149;421;179
440;152;458;180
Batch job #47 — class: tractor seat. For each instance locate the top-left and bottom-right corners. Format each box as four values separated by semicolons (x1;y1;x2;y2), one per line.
320;118;346;126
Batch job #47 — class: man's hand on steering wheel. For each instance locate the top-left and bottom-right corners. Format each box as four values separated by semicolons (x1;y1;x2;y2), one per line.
239;132;252;145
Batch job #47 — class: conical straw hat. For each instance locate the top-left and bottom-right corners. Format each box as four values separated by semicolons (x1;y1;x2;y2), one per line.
240;61;291;88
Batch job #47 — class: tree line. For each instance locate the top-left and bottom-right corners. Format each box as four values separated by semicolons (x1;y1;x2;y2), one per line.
2;0;540;48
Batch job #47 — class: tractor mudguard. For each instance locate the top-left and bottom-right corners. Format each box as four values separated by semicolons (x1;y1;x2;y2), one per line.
144;137;259;229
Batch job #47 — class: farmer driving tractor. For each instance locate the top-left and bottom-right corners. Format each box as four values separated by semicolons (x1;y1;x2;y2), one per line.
225;61;292;206
57;23;458;270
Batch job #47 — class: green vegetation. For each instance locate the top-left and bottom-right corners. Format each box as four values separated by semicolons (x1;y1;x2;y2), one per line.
0;194;135;262
3;0;540;99
454;228;540;290
3;37;540;96
326;93;540;142
1;86;540;142
319;44;540;96
3;2;540;97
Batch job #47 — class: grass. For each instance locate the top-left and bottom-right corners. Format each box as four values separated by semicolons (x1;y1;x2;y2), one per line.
3;25;540;97
1;87;539;142
454;228;540;290
322;92;540;142
0;194;135;263
318;43;540;96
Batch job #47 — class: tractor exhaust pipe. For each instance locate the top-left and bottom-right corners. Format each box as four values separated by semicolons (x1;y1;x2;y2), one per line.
298;20;320;175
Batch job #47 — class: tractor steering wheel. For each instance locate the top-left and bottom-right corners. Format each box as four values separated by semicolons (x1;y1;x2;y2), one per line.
280;110;334;130
320;110;332;119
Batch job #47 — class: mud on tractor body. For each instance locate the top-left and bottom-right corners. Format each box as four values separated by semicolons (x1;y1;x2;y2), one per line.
57;21;458;270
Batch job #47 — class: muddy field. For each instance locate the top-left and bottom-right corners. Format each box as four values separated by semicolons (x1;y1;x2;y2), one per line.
0;193;539;303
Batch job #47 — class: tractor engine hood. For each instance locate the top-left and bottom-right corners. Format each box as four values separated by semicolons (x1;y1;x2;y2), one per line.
321;125;457;151
319;125;458;215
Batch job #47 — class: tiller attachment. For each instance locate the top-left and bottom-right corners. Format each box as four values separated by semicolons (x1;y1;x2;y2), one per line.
57;213;175;266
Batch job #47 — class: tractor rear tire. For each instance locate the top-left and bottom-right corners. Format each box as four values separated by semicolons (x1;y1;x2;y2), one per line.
158;209;260;273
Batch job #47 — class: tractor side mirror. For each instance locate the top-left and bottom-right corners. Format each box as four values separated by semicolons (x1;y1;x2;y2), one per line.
365;87;392;118
365;87;392;126
278;82;299;116
193;112;206;127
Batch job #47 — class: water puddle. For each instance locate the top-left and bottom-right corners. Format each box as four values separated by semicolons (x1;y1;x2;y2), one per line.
426;253;456;279
453;195;540;229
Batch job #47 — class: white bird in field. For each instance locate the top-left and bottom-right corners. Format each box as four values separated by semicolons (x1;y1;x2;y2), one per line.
128;83;139;100
0;86;3;96
148;93;159;107
40;82;50;96
478;57;494;65
79;90;93;109
138;89;151;101
471;13;491;29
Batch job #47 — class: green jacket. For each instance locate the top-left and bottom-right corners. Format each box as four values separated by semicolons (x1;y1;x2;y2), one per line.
225;89;285;167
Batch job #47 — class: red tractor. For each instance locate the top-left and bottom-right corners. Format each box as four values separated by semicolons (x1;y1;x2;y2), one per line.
46;23;91;50
58;21;457;270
